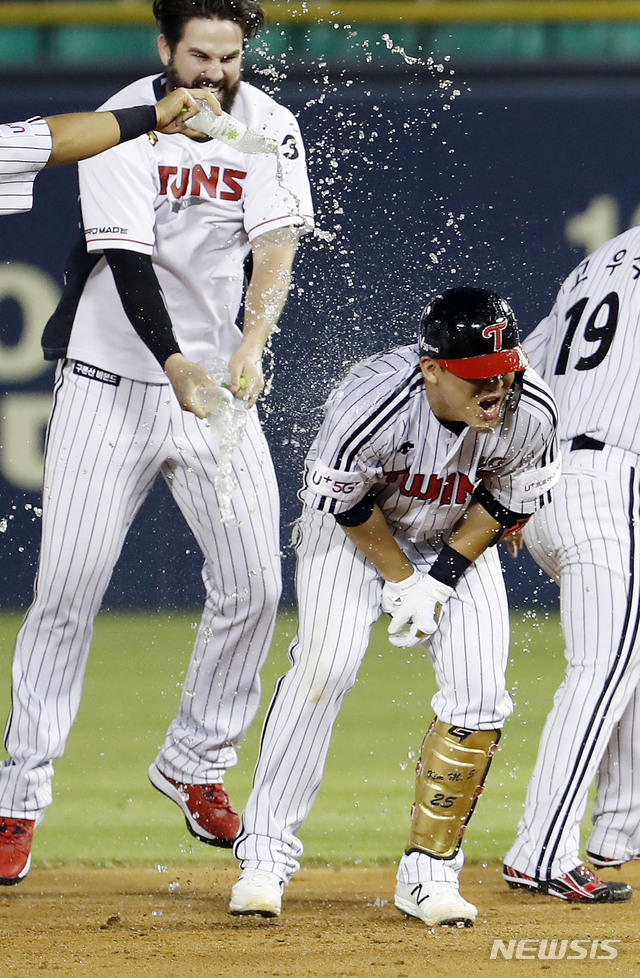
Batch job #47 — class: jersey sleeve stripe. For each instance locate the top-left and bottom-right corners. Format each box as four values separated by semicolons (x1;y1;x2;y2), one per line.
248;213;314;235
86;236;155;249
522;375;559;427
334;370;424;471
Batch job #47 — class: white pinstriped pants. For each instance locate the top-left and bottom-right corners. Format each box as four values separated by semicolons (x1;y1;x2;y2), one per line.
235;506;512;883
505;444;640;878
0;360;281;817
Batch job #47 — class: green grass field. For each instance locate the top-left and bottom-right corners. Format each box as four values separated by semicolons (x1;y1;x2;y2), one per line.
0;607;571;869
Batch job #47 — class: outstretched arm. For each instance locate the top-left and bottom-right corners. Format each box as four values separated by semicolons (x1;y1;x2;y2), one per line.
45;111;123;166
45;88;221;166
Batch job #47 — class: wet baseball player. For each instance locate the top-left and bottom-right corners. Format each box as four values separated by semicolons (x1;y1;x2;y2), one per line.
0;87;218;214
503;228;640;902
0;0;313;885
230;286;560;927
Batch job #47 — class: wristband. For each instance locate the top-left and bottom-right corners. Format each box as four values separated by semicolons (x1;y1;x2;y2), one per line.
111;105;158;144
429;544;471;588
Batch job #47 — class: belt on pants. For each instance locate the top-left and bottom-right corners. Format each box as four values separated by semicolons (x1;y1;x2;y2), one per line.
570;434;605;452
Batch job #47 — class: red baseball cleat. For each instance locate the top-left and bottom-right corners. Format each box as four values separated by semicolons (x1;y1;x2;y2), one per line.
503;862;632;902
148;763;240;847
0;817;35;885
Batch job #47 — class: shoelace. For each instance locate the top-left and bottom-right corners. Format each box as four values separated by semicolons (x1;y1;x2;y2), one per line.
0;821;28;840
201;785;232;807
574;864;600;883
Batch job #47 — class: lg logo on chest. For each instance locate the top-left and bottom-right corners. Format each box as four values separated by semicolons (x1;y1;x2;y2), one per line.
158;165;247;201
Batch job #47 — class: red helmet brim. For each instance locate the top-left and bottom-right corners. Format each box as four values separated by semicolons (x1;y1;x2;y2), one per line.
434;346;529;379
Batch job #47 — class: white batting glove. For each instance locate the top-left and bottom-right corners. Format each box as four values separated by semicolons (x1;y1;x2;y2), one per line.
382;571;453;648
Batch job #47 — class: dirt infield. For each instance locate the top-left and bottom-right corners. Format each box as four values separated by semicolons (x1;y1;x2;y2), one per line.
2;861;640;977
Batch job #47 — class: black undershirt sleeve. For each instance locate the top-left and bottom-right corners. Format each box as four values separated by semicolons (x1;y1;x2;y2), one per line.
104;249;181;365
473;484;530;530
333;491;377;527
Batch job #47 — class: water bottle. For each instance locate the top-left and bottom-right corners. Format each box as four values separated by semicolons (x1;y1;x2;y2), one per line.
197;358;249;418
189;101;278;155
197;383;236;416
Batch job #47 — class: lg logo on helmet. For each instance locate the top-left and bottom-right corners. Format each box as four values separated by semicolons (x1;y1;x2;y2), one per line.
482;319;508;351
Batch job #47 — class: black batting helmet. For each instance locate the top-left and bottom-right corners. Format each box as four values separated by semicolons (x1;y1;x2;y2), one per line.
418;287;529;379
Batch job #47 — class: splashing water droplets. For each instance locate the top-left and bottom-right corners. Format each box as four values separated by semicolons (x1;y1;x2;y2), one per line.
381;33;422;66
198;359;250;526
209;410;248;527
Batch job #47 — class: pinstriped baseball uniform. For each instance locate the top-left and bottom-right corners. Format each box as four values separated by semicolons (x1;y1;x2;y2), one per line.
505;226;640;879
0;74;313;818
0;118;52;214
235;345;559;885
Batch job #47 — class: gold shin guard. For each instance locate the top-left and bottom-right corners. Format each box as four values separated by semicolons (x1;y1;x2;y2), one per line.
406;718;500;859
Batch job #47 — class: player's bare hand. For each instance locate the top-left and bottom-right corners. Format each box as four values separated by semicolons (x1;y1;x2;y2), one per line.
229;346;264;408
164;353;215;418
155;88;221;135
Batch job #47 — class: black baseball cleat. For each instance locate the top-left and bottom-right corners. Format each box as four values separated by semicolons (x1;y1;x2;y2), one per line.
503;863;633;903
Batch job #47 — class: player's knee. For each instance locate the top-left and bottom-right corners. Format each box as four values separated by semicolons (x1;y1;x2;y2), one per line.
220;564;281;615
292;650;358;705
259;568;282;613
240;567;282;622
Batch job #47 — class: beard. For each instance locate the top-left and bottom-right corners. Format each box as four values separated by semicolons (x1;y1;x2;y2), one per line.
165;62;240;114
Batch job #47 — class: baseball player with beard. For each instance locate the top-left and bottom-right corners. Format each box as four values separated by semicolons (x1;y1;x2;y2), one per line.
0;87;217;214
0;0;313;885
230;287;560;927
503;228;640;902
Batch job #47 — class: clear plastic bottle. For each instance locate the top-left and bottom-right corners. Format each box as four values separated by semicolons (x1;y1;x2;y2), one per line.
189;101;278;155
197;358;249;417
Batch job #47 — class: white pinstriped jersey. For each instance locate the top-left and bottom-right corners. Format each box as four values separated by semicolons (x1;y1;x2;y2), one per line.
0;117;52;214
303;345;559;544
505;227;640;878
525;226;640;452
66;74;314;382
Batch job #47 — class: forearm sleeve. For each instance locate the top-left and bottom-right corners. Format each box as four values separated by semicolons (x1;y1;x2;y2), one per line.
110;105;157;143
104;249;181;365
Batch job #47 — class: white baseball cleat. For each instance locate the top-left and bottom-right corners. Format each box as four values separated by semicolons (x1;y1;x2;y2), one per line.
229;868;285;917
395;880;477;927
